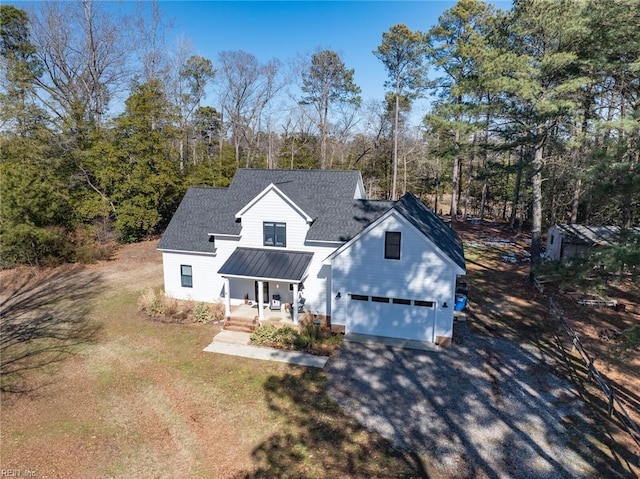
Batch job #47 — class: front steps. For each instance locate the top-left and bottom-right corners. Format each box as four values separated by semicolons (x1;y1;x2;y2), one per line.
223;316;259;333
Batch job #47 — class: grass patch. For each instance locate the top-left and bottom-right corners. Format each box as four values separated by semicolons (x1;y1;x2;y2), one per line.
0;245;424;478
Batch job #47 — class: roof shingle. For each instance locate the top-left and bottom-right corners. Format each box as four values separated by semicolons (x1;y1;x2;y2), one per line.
158;170;465;272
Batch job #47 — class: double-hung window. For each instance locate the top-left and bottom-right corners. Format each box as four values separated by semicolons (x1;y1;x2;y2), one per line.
180;265;193;288
263;222;286;247
384;231;401;260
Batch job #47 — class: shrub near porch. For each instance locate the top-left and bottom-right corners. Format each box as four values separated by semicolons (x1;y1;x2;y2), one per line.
139;287;225;323
250;314;344;356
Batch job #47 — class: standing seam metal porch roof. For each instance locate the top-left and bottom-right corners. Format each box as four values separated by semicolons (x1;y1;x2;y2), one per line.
217;247;313;281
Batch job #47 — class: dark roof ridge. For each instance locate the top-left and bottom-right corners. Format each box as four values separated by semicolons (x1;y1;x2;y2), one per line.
234;167;360;173
392;192;465;270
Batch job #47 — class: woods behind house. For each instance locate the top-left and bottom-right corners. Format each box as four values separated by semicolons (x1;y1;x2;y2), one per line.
1;0;638;269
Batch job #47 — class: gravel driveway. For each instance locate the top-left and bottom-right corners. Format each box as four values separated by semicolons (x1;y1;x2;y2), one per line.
326;323;617;479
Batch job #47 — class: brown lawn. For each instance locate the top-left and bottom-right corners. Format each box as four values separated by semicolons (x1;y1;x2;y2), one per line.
0;240;422;478
1;226;638;478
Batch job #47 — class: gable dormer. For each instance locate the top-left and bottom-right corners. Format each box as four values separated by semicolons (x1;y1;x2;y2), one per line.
235;183;313;249
235;183;313;224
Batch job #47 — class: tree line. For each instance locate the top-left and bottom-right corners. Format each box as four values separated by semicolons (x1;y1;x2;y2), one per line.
1;0;638;268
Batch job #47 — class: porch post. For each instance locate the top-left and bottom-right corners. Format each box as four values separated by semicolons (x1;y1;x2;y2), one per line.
224;277;231;318
258;280;264;321
292;282;299;324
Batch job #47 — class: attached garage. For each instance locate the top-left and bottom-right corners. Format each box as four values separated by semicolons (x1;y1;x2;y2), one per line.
328;193;466;345
346;294;436;342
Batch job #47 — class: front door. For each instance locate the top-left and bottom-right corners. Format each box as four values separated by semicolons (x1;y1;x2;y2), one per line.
254;281;269;305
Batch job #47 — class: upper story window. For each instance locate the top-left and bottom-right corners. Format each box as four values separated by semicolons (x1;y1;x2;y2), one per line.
264;222;286;247
384;231;401;260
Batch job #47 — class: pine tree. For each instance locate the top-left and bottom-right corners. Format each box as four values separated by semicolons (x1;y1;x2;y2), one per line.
374;24;428;200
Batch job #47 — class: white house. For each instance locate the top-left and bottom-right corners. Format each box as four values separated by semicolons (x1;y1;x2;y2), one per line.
158;169;466;344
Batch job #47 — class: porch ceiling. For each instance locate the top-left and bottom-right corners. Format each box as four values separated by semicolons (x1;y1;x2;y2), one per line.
218;247;313;282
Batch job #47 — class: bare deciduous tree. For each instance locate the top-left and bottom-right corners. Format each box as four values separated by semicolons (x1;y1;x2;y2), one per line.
29;0;130;127
217;50;281;166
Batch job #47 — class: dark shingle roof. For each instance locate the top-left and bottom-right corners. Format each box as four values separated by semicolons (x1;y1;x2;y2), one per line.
158;170;465;271
159;169;365;251
228;168;363;220
157;187;229;253
217;247;313;281
307;199;393;242
393;192;466;271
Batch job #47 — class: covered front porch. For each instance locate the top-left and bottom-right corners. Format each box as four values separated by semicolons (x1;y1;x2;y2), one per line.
229;302;294;323
218;247;313;324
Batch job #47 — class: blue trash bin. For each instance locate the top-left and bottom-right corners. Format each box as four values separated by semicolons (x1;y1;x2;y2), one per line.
454;294;467;311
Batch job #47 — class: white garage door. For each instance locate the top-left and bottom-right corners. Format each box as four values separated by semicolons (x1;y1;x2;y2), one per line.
346;294;435;342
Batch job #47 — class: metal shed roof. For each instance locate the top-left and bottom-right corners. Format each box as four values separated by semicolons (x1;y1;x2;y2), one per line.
217;247;313;282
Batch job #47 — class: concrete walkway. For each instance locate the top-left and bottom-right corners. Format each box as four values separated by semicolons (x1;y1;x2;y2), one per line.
203;330;329;368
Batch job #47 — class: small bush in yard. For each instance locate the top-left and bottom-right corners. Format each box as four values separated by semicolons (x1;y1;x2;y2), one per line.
250;324;298;348
250;322;342;355
140;288;164;316
193;302;213;323
274;325;298;345
250;323;279;345
210;302;225;321
616;325;640;357
163;296;181;317
294;323;322;350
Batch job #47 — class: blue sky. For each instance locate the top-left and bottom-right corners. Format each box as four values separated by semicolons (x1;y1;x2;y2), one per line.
160;1;459;103
152;1;510;119
12;1;511;120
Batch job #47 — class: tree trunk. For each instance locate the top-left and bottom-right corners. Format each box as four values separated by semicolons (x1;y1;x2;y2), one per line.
571;93;592;224
391;87;400;200
462;148;474;221
570;177;581;224
450;128;460;219
518;188;526;235
179;138;184;173
530;133;544;270
403;152;407;196
509;146;525;230
479;108;490;222
320;93;329;169
479;181;487;221
234;134;241;167
502;153;511;220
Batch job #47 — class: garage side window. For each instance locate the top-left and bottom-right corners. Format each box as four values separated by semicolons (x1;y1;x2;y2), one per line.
384;231;401;260
181;265;193;288
350;294;368;301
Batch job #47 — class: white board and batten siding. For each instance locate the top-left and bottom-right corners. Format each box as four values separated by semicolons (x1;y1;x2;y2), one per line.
236;187;310;250
331;211;464;341
237;189;339;316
